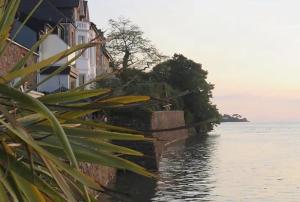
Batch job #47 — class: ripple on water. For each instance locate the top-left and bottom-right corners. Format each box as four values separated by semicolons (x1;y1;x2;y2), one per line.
150;123;300;202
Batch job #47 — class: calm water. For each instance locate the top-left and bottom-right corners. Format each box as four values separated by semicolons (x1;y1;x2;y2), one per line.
108;122;300;202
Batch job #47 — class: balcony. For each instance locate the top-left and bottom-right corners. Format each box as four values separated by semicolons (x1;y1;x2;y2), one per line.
38;66;78;93
75;21;90;31
39;34;75;66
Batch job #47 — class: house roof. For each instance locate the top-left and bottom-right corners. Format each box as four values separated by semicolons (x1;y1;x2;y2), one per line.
18;0;73;31
46;0;80;8
103;47;113;60
45;0;88;22
19;0;67;22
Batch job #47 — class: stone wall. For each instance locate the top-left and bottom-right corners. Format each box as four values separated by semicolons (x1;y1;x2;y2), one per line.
0;40;38;89
79;155;117;198
80;111;189;196
0;40;37;73
151;111;189;167
114;111;189;171
80;163;116;187
151;111;188;142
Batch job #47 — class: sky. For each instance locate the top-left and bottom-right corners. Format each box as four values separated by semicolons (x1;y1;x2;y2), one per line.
89;0;300;122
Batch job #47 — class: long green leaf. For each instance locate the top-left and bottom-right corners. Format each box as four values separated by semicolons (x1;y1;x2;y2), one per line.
10;171;47;202
10;0;43;41
32;124;148;141
1;143;46;201
0;119;103;190
68;119;141;134
98;96;150;105
41;157;77;202
44;143;154;178
12;27;56;87
0;84;78;168
39;88;111;104
26;47;82;92
45;95;151;111
58;110;98;120
0;181;9;202
7;0;44;76
40;136;143;156
0;0;20;56
17;113;45;127
0;43;96;83
0;169;19;202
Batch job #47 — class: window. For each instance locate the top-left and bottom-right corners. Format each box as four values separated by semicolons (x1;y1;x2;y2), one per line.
79;74;86;86
71;31;75;46
78;35;85;44
91;47;96;65
57;27;64;40
78;35;87;57
70;77;76;89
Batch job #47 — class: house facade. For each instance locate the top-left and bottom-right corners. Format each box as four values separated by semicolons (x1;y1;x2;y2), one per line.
0;19;39;90
0;39;38;90
2;0;113;93
46;0;113;89
94;26;113;75
15;0;78;93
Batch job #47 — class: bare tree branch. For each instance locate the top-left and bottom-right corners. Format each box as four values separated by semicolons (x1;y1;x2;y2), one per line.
107;17;167;69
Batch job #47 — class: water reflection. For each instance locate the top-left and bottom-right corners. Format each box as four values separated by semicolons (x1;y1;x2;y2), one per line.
106;123;300;202
152;135;218;202
104;171;156;202
105;135;219;202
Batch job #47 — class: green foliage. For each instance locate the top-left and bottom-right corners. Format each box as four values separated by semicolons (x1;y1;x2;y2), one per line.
0;1;153;201
103;68;183;111
152;54;220;132
104;54;220;133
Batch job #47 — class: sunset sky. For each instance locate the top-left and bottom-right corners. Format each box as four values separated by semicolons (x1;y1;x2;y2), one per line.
89;0;300;122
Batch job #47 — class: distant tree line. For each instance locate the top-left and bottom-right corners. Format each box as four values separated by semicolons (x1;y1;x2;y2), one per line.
221;114;249;122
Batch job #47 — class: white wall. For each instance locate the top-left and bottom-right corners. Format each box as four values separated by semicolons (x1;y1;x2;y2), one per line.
89;30;97;79
75;21;97;85
39;34;75;66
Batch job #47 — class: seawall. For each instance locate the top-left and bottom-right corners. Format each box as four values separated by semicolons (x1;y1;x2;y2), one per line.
151;111;189;169
115;110;189;170
81;110;189;198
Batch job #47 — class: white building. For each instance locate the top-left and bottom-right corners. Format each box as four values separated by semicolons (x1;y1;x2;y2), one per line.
18;0;113;93
37;31;78;93
75;20;97;88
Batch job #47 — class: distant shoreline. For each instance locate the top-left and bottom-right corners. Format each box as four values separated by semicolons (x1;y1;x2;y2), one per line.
221;119;249;123
221;114;249;123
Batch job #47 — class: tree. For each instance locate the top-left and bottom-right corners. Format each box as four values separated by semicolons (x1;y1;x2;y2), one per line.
106;54;220;133
232;114;242;119
151;54;220;132
107;17;165;69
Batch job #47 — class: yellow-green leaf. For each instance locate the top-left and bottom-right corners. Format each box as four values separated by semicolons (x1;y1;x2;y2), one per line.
98;96;150;105
39;88;111;104
0;43;96;83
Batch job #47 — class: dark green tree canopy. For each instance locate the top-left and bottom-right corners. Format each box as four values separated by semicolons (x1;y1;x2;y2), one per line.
104;54;220;133
151;54;220;132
